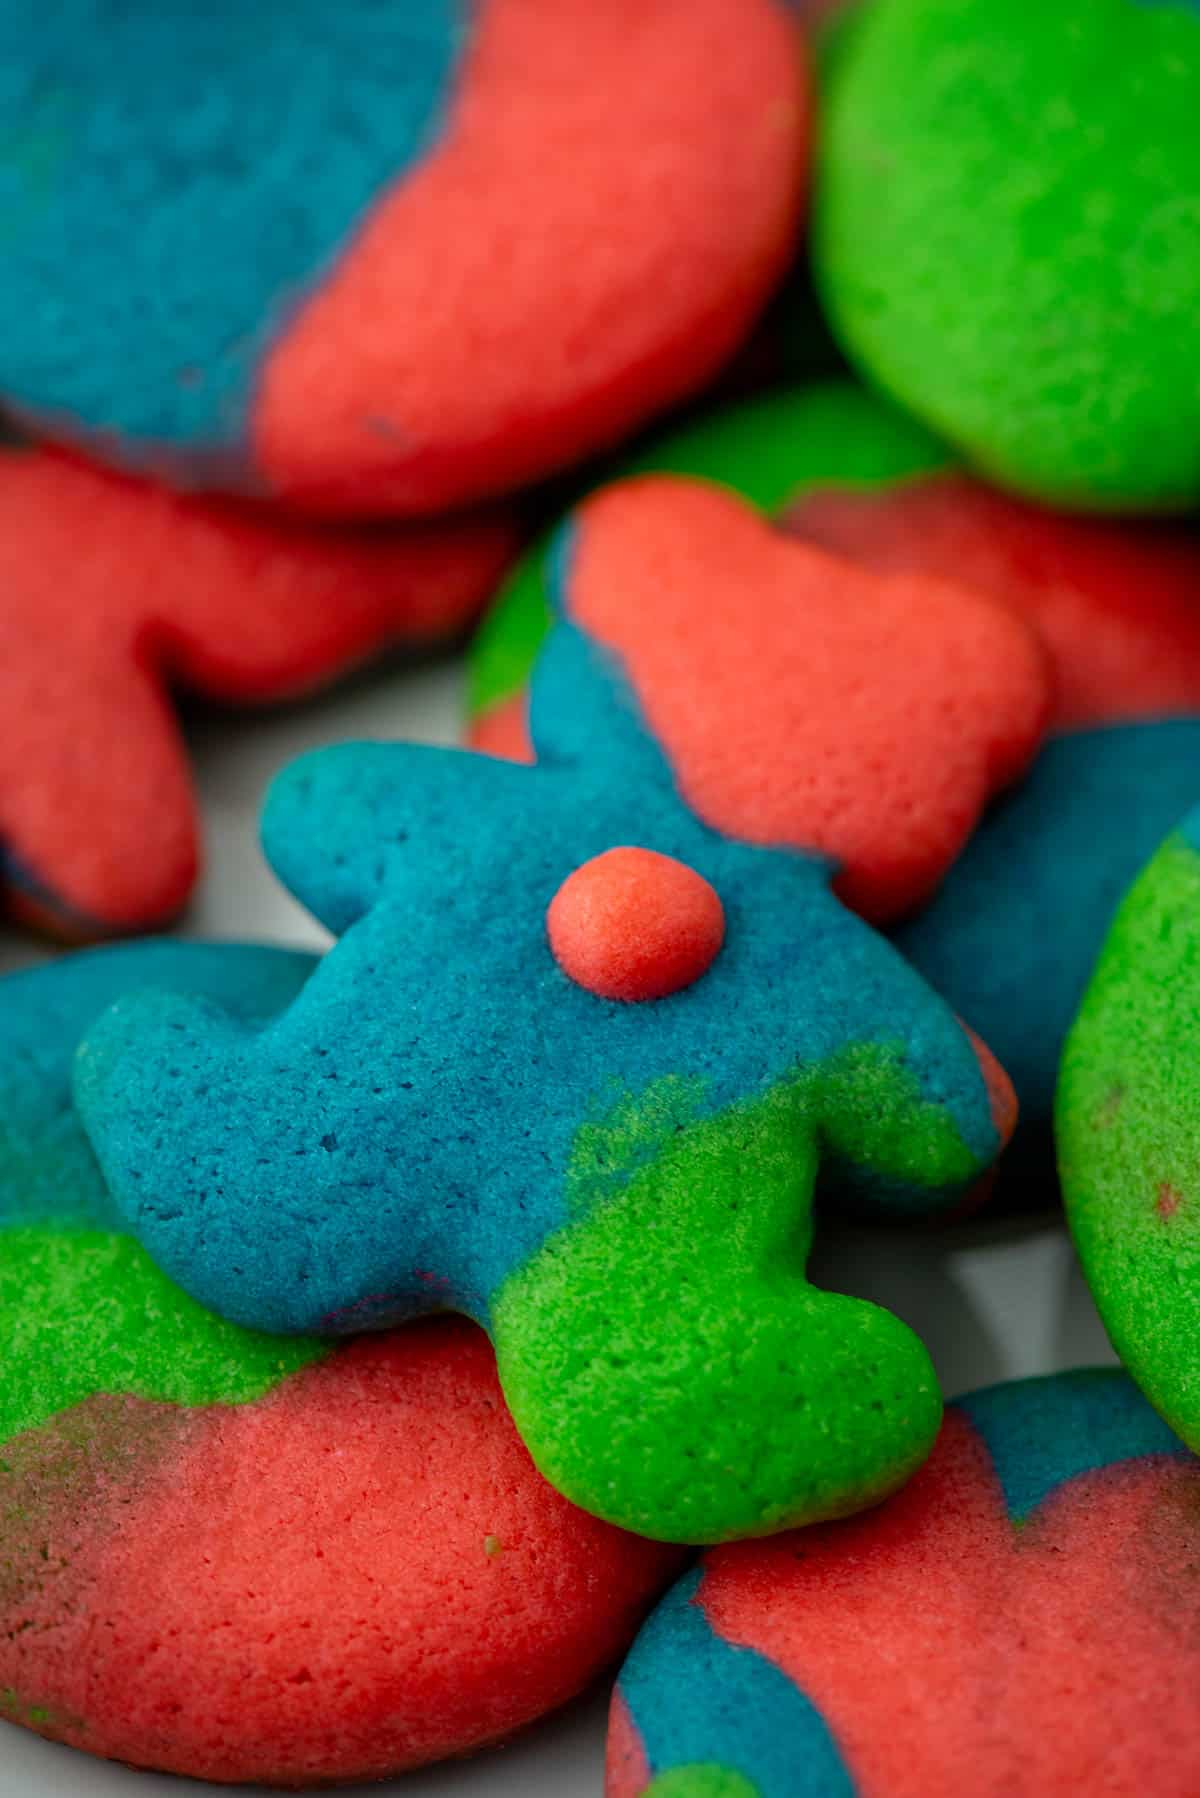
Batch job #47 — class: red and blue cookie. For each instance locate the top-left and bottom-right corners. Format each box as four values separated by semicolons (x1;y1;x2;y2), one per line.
609;1370;1199;1796
0;942;679;1784
0;442;515;939
470;380;1200;754
73;469;1034;1545
2;0;807;516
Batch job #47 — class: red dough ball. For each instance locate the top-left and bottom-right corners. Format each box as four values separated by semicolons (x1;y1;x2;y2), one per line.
548;847;726;1002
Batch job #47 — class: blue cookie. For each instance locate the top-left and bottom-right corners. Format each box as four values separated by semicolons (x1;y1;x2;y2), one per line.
895;722;1200;1199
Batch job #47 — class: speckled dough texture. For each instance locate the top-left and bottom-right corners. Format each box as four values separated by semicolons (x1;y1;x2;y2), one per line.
609;1370;1200;1796
1059;806;1200;1453
0;943;678;1785
1;0;807;515
556;476;1049;925
786;475;1200;733
816;0;1200;509
0;444;514;939
74;484;1029;1544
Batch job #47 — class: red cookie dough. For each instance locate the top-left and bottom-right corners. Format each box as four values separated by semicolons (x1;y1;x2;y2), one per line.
2;1318;679;1785
0;446;515;938
786;475;1200;731
563;475;1050;922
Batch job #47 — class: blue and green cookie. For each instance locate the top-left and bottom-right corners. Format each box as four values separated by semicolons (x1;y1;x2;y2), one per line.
71;475;1041;1544
0;943;678;1783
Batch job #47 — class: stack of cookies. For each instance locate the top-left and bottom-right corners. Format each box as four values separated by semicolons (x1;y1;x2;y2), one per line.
3;4;1200;1792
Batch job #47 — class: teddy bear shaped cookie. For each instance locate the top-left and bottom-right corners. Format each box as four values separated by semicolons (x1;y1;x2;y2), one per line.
74;475;1045;1543
470;382;1200;1192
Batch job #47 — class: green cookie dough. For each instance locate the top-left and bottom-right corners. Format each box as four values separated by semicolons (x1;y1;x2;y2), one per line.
816;0;1200;510
1058;811;1200;1447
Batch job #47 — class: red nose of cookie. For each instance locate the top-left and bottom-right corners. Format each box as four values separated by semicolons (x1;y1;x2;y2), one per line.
547;847;725;1003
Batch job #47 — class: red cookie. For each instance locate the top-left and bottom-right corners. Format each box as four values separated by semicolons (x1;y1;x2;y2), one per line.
0;446;515;937
609;1370;1200;1796
3;1318;679;1784
786;474;1200;732
559;475;1050;922
2;0;808;518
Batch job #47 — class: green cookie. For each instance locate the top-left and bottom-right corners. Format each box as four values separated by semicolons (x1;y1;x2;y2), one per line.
816;0;1200;510
1058;806;1200;1447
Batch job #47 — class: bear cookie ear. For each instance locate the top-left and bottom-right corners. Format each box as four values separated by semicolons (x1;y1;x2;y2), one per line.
261;740;538;936
537;474;1051;922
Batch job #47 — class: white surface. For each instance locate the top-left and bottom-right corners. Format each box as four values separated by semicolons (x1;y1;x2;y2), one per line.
0;654;1117;1797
